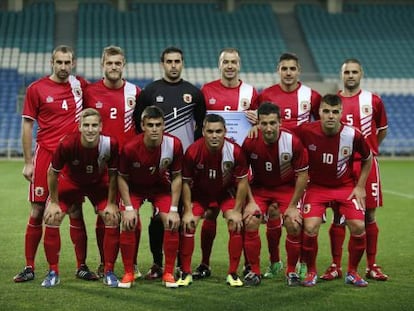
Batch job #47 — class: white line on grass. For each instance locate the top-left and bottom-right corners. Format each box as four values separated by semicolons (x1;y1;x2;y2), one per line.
383;189;414;199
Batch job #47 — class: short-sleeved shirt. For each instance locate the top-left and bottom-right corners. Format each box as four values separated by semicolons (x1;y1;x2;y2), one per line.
51;132;119;185
338;89;388;156
242;128;308;188
201;79;259;111
119;133;183;193
294;121;371;188
84;79;141;150
183;138;249;201
22;75;88;152
258;82;321;130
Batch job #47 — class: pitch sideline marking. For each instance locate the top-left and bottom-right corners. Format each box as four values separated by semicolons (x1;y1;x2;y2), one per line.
383;189;414;199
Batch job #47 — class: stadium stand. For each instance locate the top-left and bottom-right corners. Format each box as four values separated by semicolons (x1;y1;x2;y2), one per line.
0;1;413;157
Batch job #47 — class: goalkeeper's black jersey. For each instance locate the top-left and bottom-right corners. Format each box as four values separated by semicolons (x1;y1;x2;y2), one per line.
133;78;206;151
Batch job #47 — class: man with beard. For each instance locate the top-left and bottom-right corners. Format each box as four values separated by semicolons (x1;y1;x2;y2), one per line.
14;45;95;283
83;45;141;282
133;46;206;280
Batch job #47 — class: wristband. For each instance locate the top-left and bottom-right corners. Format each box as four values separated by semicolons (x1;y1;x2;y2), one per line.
170;206;178;212
125;205;134;211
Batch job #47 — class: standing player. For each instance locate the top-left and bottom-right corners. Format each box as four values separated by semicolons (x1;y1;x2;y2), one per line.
242;102;309;286
83;45;141;279
192;48;259;279
14;45;96;282
41;108;119;287
321;59;388;282
295;94;372;287
178;114;249;287
117;106;183;288
256;52;321;279
132;46;206;280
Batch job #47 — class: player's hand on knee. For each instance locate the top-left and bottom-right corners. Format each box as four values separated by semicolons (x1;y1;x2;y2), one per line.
121;209;137;231
102;203;120;226
226;209;243;233
166;211;180;232
44;202;64;225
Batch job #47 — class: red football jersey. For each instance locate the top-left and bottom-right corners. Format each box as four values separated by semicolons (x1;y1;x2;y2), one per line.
51;132;119;185
22;75;88;152
183;138;249;199
295;121;371;188
119;133;183;192
84;79;141;149
242;129;308;188
338;90;388;156
258;82;321;130
201;79;259;111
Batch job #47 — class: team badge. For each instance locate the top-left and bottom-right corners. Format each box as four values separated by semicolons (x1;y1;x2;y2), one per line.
183;94;192;104
362;105;372;116
341;146;351;157
281;152;291;162
35;187;44;197
74;87;82;97
209;98;216;105
308;144;317;151
196;163;204;169
303;203;311;214
46;96;54;103
240;98;251;110
222;161;234;176
133;162;140;168
156;95;164;103
72;160;80;166
250;153;258;160
301;100;310;111
127;96;136;108
160;157;172;170
95;101;103;108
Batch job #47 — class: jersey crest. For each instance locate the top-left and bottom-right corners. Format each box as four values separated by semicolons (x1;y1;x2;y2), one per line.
183;93;192;104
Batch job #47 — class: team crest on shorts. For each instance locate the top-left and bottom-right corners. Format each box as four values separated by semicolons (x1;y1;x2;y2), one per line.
183;94;192;104
95;101;103;108
240;98;251;110
362;105;372;116
35;187;44;197
46;96;54;103
301;100;310;111
209;98;216;105
127;96;136;108
303;203;311;214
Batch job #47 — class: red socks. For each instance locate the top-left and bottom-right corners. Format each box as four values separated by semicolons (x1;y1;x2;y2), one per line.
266;218;282;263
25;216;43;269
200;219;217;266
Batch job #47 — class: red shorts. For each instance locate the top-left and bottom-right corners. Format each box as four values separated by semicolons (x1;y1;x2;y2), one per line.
121;189;171;213
353;156;382;209
192;196;235;217
56;173;108;213
303;185;364;221
251;185;300;215
29;145;52;203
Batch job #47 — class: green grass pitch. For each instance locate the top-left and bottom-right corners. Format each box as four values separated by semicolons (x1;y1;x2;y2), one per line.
0;159;413;311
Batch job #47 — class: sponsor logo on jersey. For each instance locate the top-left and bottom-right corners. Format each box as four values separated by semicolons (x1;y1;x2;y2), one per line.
127;96;136;108
301;100;310;111
95;101;103;108
156;95;164;103
46;96;54;103
209;98;216;105
308;144;317;151
362;105;372;115
183;94;192;104
35;187;44;197
303;203;311;214
341;146;351;157
240;98;251;110
281;152;291;162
